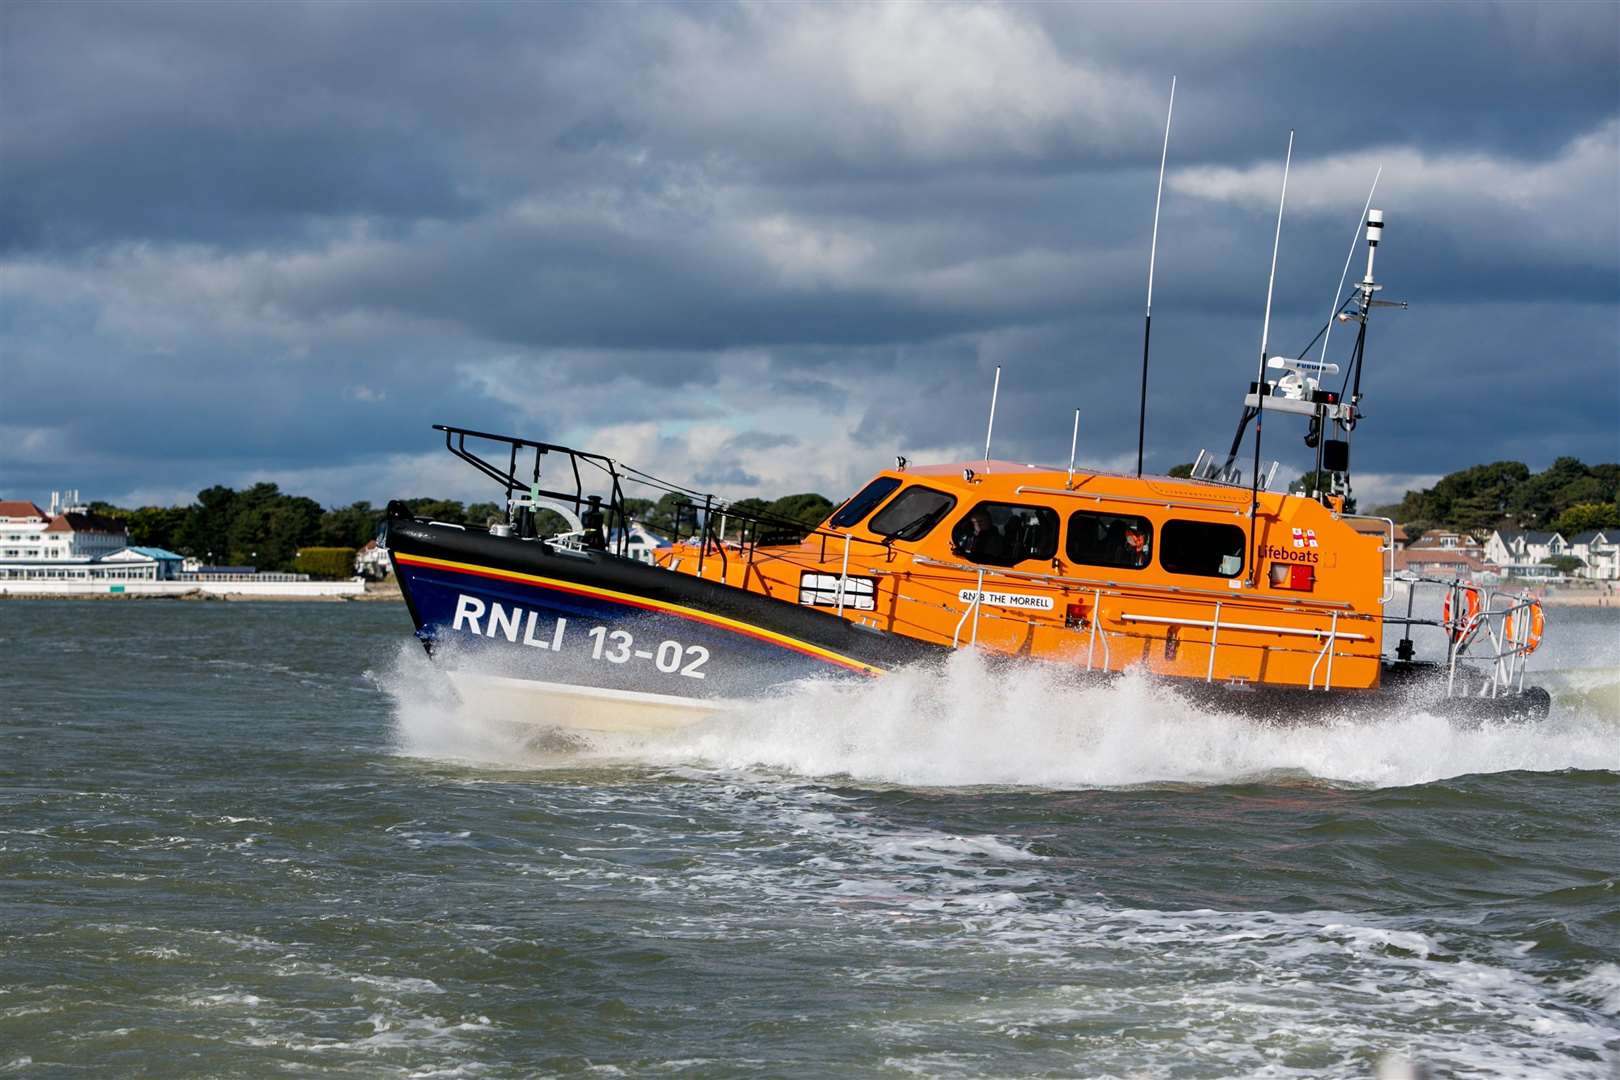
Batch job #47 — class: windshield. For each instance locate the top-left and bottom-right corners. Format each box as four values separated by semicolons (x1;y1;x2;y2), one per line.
828;477;903;530
868;486;957;541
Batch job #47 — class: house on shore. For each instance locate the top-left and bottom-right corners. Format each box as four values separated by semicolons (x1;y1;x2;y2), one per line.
1484;529;1570;580
1394;546;1494;580
1566;530;1619;581
0;495;157;581
356;539;392;579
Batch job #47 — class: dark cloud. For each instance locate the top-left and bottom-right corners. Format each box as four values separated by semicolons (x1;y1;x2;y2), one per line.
0;0;1614;509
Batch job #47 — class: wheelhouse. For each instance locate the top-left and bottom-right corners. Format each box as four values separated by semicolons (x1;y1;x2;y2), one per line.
654;459;1390;692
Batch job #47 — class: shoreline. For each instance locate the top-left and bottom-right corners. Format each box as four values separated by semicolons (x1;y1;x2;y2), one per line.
0;582;403;603
1539;589;1619;608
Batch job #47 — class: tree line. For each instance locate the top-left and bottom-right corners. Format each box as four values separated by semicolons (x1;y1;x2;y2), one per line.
1369;457;1620;537
89;484;836;572
82;458;1615;573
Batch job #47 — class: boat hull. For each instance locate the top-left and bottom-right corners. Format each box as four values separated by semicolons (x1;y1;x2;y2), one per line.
386;520;945;716
387;520;1551;732
443;672;740;733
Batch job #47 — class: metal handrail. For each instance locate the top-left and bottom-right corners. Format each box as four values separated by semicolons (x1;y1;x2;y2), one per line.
1015;485;1250;516
1339;512;1397;603
1116;612;1370;642
1390;575;1543;700
1307;611;1343;690
910;554;1360;613
951;569;987;647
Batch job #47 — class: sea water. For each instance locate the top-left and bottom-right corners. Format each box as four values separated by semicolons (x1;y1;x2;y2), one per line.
2;600;1616;1077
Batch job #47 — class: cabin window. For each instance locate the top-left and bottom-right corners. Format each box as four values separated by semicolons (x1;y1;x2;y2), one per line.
1161;519;1246;578
828;476;903;529
1065;511;1154;570
868;486;957;542
952;502;1058;567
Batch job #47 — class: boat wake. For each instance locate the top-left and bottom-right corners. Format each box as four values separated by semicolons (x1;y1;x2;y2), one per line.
376;644;1619;789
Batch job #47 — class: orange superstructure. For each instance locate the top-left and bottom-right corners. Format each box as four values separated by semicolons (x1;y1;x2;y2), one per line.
656;461;1390;692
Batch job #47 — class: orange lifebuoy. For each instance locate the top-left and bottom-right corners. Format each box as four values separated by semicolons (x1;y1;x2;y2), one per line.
1505;601;1544;655
1442;585;1481;642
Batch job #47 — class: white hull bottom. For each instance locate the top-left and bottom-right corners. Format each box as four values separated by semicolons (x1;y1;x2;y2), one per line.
443;671;738;733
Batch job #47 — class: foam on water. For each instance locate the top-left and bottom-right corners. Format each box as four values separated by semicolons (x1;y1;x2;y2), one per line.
523;772;1619;1077
380;643;1620;789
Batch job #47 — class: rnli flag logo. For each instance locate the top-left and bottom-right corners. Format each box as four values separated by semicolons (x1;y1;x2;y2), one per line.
1292;528;1319;549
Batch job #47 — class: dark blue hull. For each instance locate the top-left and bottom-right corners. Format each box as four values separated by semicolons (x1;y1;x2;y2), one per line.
386;521;944;703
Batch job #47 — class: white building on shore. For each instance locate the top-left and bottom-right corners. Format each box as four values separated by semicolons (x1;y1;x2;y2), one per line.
0;494;150;581
1567;530;1619;580
1;491;366;597
1484;529;1570;580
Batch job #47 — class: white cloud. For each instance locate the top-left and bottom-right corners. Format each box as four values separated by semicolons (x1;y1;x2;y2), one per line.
1169;119;1620;262
1351;472;1446;511
640;2;1159;166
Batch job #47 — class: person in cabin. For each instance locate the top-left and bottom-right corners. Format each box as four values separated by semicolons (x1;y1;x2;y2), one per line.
1000;512;1027;561
958;507;1009;564
1124;524;1151;568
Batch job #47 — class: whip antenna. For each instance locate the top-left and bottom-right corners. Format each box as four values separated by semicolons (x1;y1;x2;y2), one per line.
1136;75;1176;477
1067;408;1080;489
1319;167;1381;366
983;365;1001;462
1248;129;1294;581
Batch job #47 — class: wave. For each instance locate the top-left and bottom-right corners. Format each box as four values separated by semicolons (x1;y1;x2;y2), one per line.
377;644;1619;790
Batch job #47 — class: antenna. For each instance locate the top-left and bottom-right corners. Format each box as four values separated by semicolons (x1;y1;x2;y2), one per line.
1320;168;1381;367
1248;129;1294;582
1066;408;1080;489
1136;76;1176;477
1363;207;1383;284
983;365;1001;462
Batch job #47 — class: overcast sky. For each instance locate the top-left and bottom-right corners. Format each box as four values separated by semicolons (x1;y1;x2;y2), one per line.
3;1;1616;512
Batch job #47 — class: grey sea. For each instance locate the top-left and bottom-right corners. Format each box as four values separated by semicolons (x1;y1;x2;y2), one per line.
2;600;1617;1078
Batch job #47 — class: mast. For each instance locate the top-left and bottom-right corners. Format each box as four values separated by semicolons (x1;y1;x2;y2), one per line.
1136;76;1176;477
1247;129;1294;583
1339;208;1388;490
1311;170;1381;496
1319;170;1381;370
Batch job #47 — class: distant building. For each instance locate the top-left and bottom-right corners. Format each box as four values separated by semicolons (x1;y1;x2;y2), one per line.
1407;530;1483;555
98;547;186;580
356;539;392;579
0;493;137;581
608;522;674;565
1394;546;1494;580
1348;519;1408;548
1566;530;1619;581
1484;529;1570;579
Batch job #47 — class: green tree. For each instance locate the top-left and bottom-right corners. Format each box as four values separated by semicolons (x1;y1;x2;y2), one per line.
175;485;238;561
127;506;188;550
465;502;504;528
1374;461;1530;533
1543;554;1583;576
1508;456;1592;528
405;498;467;523
226;484;322;570
1552;502;1620;534
720;497;772;539
621;497;658;524
1166;462;1196;479
640;492;694;536
293;546;357;580
318;502;384;548
766;493;834;528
